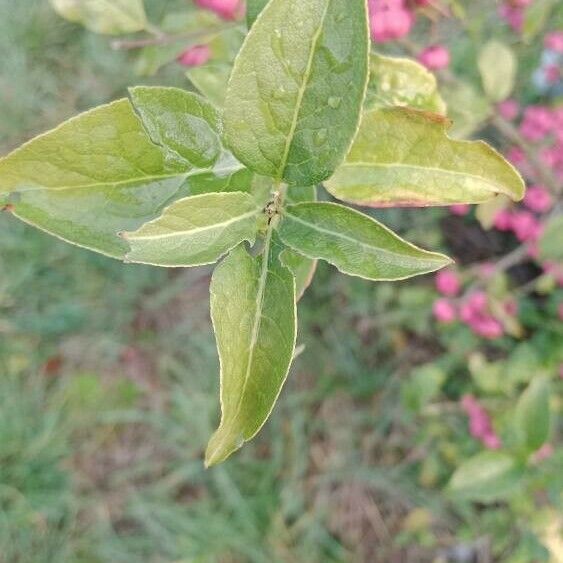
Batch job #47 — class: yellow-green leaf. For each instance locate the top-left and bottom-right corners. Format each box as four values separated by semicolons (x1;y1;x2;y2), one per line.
50;0;147;35
206;238;296;466
366;53;446;114
0;98;246;258
278;202;452;281
325;108;525;208
478;41;517;103
515;377;551;453
123;192;263;267
223;0;369;186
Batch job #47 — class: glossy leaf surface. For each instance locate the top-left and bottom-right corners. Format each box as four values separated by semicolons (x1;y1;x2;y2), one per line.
279;202;452;281
206;239;296;466
325;108;525;208
124;192;263;267
223;0;369;186
515;377;551;453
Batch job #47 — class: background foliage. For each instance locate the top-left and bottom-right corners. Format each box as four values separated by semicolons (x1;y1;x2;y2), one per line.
0;0;561;561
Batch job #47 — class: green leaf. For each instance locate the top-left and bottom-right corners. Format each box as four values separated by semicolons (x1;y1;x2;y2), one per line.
278;202;452;281
441;80;492;139
366;53;446;114
401;365;445;413
0;98;246;258
123;192;263;267
187;64;233;108
523;0;557;42
448;451;523;503
246;0;270;28
478;41;517;103
539;215;563;262
129;86;222;169
223;0;369;186
279;249;317;301
206;236;296;466
325;108;524;207
50;0;147;34
515;377;551;454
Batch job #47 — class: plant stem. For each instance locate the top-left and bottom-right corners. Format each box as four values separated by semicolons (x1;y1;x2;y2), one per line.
110;24;238;51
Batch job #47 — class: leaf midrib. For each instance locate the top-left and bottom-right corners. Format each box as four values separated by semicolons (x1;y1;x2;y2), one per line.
277;0;331;179
129;208;259;241
334;161;512;195
284;207;445;265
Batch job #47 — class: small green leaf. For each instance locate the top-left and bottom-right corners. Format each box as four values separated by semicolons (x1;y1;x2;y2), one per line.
0;98;247;258
246;0;270;28
129;86;222;169
515;377;551;454
401;365;445;413
325;108;524;207
366;53;446;114
441;80;492;139
224;0;369;186
123;192;263;267
539;215;563;262
523;0;557;42
187;64;233;107
206;237;296;466
50;0;147;34
478;41;517;103
448;451;522;503
278;202;452;281
280;248;317;300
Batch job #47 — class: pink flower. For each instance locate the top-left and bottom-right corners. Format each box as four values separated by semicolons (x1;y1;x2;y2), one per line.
450;204;470;216
471;316;504;339
493;209;513;231
545;65;561;84
498;99;520;121
511;211;542;242
435;269;461;297
176;44;211;67
461;394;502;449
194;0;244;20
370;8;414;42
545;31;563;53
524;185;553;213
504;299;518;317
499;4;524;32
520;106;553;142
533;443;554;462
418;44;450;70
433;299;457;323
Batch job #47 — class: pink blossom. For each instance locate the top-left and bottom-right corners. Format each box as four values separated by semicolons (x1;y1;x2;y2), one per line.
418;44;450;70
450;204;470;216
493;209;513;231
511;211;542;242
504;299;518;317
433;299;457;323
545;31;563;53
498;99;520;121
370;8;414;42
545;65;561;84
471;316;504;339
499;3;524;32
194;0;244;20
520;106;553;142
461;394;502;449
176;44;211;67
533;443;554;462
479;262;496;279
558;303;563;321
524;185;553;213
435;269;461;297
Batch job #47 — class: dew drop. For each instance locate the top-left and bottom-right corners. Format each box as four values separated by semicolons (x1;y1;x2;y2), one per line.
328;96;342;109
313;129;328;146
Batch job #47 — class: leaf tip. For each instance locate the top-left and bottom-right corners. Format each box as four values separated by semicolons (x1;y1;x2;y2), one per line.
204;429;245;468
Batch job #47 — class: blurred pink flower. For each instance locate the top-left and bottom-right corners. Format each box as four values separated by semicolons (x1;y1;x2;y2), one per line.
545;31;563;53
194;0;244;20
418;44;450;70
435;269;461;297
450;204;470;216
493;209;513;231
370;8;414;42
524;185;553;213
533;443;554;463
177;44;211;67
433;299;457;323
461;394;502;449
498;99;520;121
511;211;542;242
